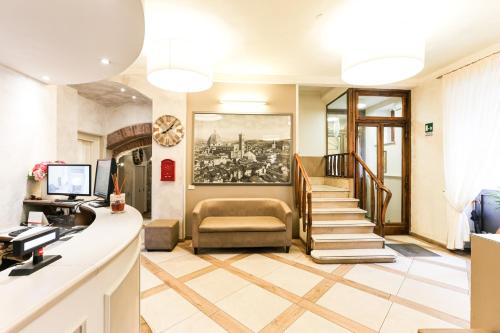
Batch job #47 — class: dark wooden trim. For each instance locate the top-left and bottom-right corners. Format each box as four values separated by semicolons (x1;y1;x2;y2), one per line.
351;88;411;235
354;88;411;122
324;88;411;235
325;89;349;109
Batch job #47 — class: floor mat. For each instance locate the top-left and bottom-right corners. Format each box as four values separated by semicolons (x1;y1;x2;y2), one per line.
387;243;440;257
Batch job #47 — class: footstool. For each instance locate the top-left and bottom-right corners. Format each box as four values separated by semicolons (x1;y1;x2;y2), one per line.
144;219;179;251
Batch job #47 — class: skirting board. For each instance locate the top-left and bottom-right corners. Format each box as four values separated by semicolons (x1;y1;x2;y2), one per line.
409;232;448;249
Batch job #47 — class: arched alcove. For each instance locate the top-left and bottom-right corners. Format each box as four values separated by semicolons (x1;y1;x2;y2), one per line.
107;123;152;156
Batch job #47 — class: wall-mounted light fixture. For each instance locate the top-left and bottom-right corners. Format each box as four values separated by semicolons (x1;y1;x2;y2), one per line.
218;99;268;112
219;99;267;106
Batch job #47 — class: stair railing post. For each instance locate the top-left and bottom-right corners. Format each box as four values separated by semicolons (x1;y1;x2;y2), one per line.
370;178;375;222
306;191;312;255
301;178;306;223
377;187;383;236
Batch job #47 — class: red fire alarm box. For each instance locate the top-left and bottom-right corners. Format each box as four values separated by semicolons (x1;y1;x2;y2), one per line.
161;159;175;181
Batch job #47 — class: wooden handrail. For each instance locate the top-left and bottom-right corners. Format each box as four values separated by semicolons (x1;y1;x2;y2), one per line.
325;152;392;237
293;154;313;254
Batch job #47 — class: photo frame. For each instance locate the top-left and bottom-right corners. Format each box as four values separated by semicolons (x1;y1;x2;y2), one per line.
192;113;292;185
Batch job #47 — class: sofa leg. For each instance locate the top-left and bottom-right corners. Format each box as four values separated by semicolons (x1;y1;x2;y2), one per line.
285;246;290;253
193;248;199;255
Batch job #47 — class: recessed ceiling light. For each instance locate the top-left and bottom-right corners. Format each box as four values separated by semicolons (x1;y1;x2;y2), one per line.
100;57;110;65
120;87;126;93
132;95;137;100
41;75;50;82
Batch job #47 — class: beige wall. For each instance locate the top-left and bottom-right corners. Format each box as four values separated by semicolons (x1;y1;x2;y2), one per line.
105;103;152;134
113;74;187;237
298;91;326;156
57;86;108;162
410;78;448;244
186;83;297;237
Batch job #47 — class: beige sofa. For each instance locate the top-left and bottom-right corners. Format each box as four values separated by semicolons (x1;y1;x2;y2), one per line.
192;198;292;254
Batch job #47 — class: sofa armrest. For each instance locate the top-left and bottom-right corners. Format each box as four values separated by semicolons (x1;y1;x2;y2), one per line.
276;200;293;246
192;200;208;248
275;200;292;229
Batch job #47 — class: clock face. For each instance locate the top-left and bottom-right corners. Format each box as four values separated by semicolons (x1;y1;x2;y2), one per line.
153;115;185;147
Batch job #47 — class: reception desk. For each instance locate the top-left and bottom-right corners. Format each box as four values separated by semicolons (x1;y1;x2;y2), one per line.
471;234;500;332
0;204;143;333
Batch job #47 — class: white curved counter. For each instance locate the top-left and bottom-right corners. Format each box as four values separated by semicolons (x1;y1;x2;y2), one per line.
0;204;143;333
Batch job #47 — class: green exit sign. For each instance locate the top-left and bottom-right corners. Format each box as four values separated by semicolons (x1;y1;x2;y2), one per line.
425;122;433;136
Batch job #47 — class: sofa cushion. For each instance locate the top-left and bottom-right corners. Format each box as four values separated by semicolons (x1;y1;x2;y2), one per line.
199;216;286;233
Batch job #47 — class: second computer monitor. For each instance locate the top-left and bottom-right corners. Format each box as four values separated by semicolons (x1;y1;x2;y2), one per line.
94;158;117;202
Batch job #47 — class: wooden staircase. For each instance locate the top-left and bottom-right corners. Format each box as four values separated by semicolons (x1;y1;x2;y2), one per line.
294;154;396;264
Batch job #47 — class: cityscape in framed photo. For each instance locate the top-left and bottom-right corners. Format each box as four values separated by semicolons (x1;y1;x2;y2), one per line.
192;113;292;185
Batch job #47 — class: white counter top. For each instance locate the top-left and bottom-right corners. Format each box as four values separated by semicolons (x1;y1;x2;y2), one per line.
472;233;500;243
0;204;143;332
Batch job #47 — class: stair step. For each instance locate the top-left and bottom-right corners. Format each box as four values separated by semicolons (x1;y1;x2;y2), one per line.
312;198;359;208
312;208;367;221
311;220;375;234
312;233;384;241
312;233;385;250
312;220;374;226
311;185;348;192
311;185;350;198
311;248;396;264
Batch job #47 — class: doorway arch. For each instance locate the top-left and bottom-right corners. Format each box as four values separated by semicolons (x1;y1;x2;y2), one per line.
106;123;152;156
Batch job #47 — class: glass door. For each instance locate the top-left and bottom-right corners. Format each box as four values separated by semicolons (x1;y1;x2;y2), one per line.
356;125;379;221
382;126;404;226
356;124;407;233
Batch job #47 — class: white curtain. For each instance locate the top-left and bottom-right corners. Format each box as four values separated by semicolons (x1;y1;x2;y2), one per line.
442;53;500;249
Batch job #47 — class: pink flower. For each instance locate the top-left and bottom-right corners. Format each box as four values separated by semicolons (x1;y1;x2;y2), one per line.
33;169;45;181
31;160;65;182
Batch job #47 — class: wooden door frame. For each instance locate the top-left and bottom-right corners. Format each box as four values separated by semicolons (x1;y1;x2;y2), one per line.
350;88;411;235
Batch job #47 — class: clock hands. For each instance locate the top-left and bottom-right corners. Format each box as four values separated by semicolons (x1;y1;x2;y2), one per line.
161;120;176;134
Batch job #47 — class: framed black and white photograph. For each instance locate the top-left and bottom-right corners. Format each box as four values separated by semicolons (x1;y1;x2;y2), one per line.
192;113;292;185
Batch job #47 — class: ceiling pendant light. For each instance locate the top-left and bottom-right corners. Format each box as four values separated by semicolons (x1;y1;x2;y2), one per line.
341;36;425;86
147;39;213;93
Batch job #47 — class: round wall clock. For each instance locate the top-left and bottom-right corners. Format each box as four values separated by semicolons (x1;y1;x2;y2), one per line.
153;115;185;147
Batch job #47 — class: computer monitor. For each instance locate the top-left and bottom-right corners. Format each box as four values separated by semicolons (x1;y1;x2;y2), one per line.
47;164;91;201
93;158;117;204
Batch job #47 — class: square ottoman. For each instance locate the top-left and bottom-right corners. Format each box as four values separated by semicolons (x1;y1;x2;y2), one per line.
144;219;179;251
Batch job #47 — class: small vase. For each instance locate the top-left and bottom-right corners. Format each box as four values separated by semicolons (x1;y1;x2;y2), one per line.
26;179;43;199
110;193;126;213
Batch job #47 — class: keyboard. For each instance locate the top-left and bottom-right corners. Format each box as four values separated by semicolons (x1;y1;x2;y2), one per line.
89;201;108;208
58;226;86;238
8;227;33;237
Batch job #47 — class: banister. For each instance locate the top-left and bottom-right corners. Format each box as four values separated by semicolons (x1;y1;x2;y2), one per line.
293;154;313;254
352;152;392;195
325;152;392;237
294;154;312;191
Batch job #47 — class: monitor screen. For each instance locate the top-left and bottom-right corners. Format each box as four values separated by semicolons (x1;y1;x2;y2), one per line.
94;159;115;199
47;164;91;196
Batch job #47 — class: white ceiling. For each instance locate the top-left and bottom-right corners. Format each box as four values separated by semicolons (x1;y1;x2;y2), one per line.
2;0;499;88
0;0;144;84
125;0;500;87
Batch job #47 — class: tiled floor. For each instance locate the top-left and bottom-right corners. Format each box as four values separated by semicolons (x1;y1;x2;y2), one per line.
140;236;470;333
